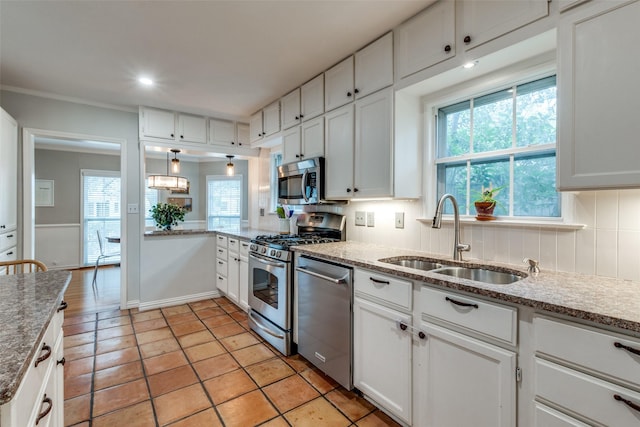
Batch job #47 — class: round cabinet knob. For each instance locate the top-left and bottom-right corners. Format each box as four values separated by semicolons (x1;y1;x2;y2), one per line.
300;114;304;118
296;154;300;158
231;141;235;145
419;331;426;340
444;44;451;53
399;322;407;331
464;35;471;44
238;142;242;146
346;188;352;193
354;88;359;94
170;133;175;138
299;153;304;158
180;135;184;139
353;188;359;193
295;116;299;120
347;91;352;97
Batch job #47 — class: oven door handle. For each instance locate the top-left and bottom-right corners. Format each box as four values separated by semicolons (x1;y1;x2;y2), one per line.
300;169;309;203
249;252;286;269
296;266;348;284
249;311;285;339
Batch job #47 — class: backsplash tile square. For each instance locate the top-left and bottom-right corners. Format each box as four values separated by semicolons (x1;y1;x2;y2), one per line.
595;229;617;278
595;191;619;230
618;189;640;231
618;230;640;281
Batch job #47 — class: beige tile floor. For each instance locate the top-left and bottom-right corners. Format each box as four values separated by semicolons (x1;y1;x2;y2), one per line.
62;297;401;426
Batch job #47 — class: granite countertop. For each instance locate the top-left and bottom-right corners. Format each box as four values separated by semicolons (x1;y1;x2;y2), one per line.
0;270;72;405
144;227;274;241
292;241;640;335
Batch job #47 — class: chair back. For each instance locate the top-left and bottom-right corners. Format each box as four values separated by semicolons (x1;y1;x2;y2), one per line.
0;259;48;275
97;229;105;256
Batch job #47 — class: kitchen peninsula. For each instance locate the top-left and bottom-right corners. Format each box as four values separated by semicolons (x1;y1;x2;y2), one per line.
0;270;71;426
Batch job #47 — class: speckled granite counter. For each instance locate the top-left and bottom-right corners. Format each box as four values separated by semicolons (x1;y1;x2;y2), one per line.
0;270;71;404
144;227;274;240
293;242;640;335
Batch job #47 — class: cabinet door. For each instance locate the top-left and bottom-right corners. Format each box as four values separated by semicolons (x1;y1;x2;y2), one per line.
396;0;456;79
458;0;548;51
301;116;324;160
262;101;281;137
178;114;207;144
301;74;324;121
557;0;640;190
281;89;301;130
353;297;413;425
249;111;263;143
415;321;516;427
282;126;301;165
239;243;249;310
354;88;393;198
325;56;354;112
324;104;354;199
236;123;250;147
141;107;176;140
355;32;393;99
0;109;18;233
209;118;235;146
227;253;240;303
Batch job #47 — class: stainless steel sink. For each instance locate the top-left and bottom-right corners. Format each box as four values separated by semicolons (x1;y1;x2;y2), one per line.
379;258;444;272
434;266;524;285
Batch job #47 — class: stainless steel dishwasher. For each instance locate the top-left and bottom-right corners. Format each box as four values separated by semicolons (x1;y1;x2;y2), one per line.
296;255;353;390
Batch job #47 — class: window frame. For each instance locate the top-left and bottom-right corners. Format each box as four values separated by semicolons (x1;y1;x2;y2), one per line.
206;174;243;230
423;59;575;225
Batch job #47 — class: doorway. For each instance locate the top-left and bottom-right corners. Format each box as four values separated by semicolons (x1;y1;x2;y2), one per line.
22;128;127;309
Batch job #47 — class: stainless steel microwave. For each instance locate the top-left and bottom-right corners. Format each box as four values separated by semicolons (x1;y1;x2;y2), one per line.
277;157;325;205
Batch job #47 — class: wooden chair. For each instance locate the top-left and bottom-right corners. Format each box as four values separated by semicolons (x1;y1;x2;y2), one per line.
0;259;48;275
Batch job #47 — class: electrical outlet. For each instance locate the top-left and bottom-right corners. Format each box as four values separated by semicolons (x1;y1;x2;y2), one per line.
127;204;139;214
366;212;375;227
355;211;366;226
395;212;405;229
259;208;265;217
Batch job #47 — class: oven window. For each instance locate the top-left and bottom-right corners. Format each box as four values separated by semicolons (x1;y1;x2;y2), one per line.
252;267;279;309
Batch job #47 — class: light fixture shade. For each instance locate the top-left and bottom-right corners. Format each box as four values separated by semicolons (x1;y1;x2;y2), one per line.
226;155;235;176
171;158;180;173
148;175;188;191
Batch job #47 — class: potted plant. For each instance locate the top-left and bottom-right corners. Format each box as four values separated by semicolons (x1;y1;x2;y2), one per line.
150;202;186;231
474;184;504;220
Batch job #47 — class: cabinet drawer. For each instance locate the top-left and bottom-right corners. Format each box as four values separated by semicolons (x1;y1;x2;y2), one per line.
216;234;228;248
0;230;17;252
534;402;590;427
216;274;227;290
228;238;239;252
535;358;640;427
0;246;17;263
354;269;412;310
239;240;250;257
534;315;640;388
216;259;228;277
418;286;517;345
216;247;228;260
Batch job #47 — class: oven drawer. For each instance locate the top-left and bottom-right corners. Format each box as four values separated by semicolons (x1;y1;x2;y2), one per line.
216;259;228;277
354;268;412;310
216;247;228;260
216;234;228;248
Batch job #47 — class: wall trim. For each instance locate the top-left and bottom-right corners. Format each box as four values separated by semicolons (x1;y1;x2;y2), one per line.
35;223;80;228
138;290;221;312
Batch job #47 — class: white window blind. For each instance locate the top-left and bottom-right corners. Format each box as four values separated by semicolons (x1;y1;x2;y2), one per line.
144;178;159;228
81;170;121;265
207;175;242;229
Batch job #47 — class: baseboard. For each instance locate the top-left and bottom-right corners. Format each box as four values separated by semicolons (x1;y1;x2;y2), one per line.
138;290;222;311
124;299;140;309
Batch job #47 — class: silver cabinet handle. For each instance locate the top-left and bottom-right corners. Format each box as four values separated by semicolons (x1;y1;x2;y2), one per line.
249;311;285;338
249;253;285;268
296;266;348;284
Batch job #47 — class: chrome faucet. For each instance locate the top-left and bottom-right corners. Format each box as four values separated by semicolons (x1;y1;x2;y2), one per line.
432;194;470;261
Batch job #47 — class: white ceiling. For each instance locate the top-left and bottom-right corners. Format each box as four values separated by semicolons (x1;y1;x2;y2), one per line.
0;0;434;120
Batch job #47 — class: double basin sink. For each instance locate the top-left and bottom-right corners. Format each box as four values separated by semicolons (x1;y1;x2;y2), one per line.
379;257;526;285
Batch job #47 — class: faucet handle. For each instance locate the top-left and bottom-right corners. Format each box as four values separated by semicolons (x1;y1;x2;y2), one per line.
523;258;540;274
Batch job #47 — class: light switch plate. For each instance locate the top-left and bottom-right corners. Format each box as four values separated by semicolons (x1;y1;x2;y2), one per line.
355;211;366;226
127;204;139;214
395;212;405;229
366;212;375;227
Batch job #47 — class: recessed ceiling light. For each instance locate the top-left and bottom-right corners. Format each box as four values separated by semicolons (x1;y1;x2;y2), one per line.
138;76;154;86
462;61;478;69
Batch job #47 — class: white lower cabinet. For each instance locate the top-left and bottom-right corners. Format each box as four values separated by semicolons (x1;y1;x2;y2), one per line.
227;239;240;303
353;296;413;425
239;241;249;311
415;321;517;427
215;234;250;311
534;402;590;427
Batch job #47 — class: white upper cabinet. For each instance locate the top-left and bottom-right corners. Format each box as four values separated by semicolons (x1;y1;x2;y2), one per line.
301;74;324;121
301;116;324;160
262;101;281;138
249;111;263;143
0;108;17;234
325;56;355;112
177;113;207;144
354;32;393;99
282;126;301;165
324;104;355;199
281;88;301;130
209;118;235;147
557;0;640;190
396;0;456;79
236;123;250;147
458;0;549;51
140;107;176;140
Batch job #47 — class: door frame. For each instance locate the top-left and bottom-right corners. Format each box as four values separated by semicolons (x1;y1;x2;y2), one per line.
23;128;128;309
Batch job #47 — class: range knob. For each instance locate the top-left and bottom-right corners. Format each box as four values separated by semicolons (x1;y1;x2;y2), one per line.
261;247;267;254
250;244;257;251
276;251;282;258
270;249;276;257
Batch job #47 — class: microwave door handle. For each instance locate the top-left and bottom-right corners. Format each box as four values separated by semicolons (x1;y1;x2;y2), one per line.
300;169;309;203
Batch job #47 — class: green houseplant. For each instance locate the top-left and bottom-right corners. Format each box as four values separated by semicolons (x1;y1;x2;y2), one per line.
473;184;504;220
150;202;186;231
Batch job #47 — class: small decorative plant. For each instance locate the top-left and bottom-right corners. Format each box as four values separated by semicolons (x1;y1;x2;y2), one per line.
473;184;504;220
150;202;186;231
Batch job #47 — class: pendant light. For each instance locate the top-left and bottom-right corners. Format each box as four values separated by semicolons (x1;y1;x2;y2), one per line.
148;149;188;191
226;155;235;176
171;148;180;173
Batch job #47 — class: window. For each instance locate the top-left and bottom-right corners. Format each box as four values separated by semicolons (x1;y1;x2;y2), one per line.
144;179;159;228
436;75;559;217
207;175;242;229
81;170;121;265
270;151;283;213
